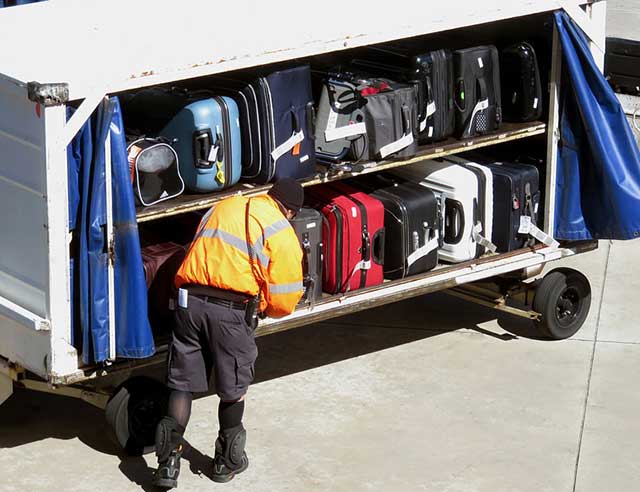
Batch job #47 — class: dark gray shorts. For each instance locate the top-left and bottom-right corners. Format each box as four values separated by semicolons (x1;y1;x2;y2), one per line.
167;295;258;400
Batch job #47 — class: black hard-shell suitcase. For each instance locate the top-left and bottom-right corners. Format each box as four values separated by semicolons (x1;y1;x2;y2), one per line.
289;207;323;306
500;42;543;122
605;37;640;95
469;158;541;252
453;45;502;138
370;181;440;279
351;49;455;144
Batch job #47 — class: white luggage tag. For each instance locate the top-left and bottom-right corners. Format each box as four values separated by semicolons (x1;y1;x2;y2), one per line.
518;216;560;248
271;130;305;162
472;223;497;254
379;132;414;159
419;101;437;133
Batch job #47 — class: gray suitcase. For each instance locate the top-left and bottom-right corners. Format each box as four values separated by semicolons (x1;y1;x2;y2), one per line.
290;207;323;306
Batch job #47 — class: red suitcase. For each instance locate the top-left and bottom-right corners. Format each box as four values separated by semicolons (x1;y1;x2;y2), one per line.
306;182;385;294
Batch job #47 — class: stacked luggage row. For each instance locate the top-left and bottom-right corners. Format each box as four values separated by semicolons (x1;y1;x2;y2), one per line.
289;155;542;306
122;41;543;207
139;154;543;314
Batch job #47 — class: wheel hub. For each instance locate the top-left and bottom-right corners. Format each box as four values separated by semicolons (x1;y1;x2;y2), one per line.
555;287;580;326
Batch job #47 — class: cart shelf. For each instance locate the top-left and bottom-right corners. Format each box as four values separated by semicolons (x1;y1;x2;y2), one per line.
136;121;546;223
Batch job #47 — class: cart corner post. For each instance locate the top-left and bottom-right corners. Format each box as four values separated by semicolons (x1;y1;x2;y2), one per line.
43;102;76;378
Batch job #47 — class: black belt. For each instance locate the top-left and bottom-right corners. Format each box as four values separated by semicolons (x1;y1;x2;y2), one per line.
188;292;248;311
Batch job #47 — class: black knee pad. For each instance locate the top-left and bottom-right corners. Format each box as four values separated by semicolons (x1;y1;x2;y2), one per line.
220;424;246;466
155;416;184;462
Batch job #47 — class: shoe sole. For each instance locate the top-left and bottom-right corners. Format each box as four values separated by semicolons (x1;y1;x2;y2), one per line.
211;457;249;483
153;477;178;489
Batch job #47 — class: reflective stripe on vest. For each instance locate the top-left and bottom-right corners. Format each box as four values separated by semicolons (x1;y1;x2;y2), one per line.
198;218;291;270
269;281;304;295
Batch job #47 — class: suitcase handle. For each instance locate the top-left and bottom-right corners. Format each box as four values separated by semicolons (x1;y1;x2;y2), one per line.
193;129;214;169
444;198;465;245
371;228;385;266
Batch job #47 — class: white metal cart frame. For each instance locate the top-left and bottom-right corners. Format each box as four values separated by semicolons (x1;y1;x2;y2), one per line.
0;1;606;399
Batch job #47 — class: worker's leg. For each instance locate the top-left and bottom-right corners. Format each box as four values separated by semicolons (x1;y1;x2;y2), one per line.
154;295;211;489
206;305;257;483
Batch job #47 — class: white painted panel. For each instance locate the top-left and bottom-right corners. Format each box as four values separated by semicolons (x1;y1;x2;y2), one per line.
0;0;569;100
0;82;46;193
607;0;640;41
0;81;48;318
0;312;50;379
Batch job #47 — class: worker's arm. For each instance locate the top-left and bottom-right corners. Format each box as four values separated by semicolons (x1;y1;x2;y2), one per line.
262;226;304;318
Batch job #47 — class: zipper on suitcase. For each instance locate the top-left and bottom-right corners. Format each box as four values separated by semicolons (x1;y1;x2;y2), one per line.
214;96;233;188
343;194;370;289
330;204;344;294
259;77;277;181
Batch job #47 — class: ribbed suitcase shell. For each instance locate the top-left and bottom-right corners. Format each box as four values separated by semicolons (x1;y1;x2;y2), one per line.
289;207;324;305
306;183;385;293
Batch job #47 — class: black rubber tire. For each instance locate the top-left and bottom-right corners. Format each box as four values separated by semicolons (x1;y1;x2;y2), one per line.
532;268;591;340
105;377;169;456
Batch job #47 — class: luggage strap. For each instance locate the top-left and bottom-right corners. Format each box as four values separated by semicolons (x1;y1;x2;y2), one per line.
419;100;437;134
342;259;372;293
406;236;440;268
472;223;497;254
379;104;414;159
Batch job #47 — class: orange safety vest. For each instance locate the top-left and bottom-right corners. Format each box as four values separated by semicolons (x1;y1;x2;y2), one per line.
175;194;304;317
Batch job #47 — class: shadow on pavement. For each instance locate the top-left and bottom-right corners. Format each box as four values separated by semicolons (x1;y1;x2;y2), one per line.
0;291;543;490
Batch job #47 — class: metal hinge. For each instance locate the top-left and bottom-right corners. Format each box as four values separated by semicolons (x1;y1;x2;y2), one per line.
27;81;70;107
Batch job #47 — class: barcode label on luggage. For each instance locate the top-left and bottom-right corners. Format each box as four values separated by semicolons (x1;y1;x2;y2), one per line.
300;155;309;163
428;126;434;138
351;207;358;218
327;108;339;131
477;57;484;69
306;222;317;229
533;97;539;109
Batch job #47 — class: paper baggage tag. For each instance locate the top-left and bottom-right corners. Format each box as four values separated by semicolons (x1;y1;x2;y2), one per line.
325;121;367;142
519;216;559;248
379;132;414;159
420;118;427;133
533;97;539;109
426;101;437;117
271;130;305;162
472;223;497;253
428;126;434;138
326;107;339;131
477;57;484;69
208;145;219;163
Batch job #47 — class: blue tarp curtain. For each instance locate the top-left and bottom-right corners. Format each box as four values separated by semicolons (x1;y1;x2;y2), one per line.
554;11;640;240
68;98;154;364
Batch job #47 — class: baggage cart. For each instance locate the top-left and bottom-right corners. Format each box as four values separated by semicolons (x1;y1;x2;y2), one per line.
0;0;614;453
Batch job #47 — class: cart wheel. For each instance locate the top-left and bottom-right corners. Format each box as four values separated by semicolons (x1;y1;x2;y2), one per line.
532;268;591;340
105;377;168;456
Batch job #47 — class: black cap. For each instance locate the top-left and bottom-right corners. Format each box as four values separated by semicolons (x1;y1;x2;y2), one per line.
267;178;304;212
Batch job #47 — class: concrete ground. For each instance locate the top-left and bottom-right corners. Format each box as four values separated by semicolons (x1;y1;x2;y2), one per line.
1;239;639;492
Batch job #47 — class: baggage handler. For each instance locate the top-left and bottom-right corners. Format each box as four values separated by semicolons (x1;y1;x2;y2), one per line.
153;178;305;488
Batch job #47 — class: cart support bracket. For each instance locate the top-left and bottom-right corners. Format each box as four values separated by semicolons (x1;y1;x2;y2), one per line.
27;81;69;107
445;285;541;321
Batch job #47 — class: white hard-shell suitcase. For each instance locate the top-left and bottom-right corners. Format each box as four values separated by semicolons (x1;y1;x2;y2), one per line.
390;158;494;262
440;154;495;253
